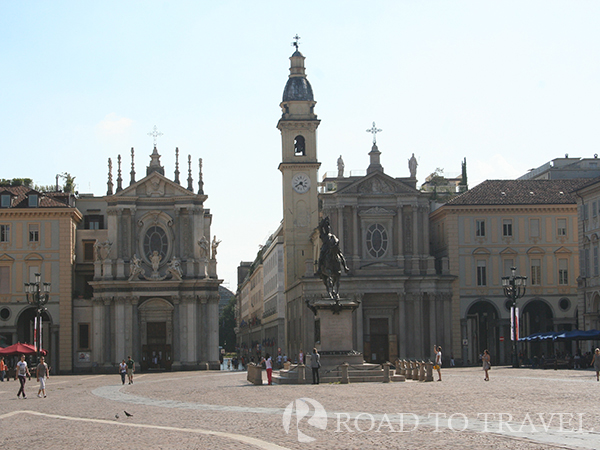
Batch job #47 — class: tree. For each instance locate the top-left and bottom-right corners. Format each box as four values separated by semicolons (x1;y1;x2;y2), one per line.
219;295;237;352
0;178;33;188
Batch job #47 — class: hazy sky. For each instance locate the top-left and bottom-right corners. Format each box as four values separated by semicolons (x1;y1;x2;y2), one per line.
2;1;599;289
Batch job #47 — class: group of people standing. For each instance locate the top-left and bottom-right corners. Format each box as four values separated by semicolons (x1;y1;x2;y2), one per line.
260;348;321;385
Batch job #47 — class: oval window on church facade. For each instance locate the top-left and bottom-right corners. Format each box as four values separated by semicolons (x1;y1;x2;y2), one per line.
143;225;169;263
366;223;388;258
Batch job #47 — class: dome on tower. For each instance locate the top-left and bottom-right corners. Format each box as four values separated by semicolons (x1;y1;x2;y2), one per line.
282;77;314;102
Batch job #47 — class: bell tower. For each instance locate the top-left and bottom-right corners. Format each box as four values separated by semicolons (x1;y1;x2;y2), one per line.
277;42;321;288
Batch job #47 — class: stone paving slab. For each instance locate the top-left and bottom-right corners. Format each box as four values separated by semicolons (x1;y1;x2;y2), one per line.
0;366;599;449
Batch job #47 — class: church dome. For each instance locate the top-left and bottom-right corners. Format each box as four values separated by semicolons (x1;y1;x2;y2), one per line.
282;77;314;102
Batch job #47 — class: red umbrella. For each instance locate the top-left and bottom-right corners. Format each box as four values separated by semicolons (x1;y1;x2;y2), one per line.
0;342;47;356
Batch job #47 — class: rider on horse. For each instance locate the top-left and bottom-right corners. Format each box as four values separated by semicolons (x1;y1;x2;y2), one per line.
317;217;349;299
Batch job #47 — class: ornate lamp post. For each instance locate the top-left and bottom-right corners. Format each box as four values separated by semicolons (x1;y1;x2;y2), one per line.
501;267;527;368
24;273;50;361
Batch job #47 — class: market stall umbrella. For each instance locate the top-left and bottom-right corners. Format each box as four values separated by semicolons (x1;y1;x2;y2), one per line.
0;342;47;356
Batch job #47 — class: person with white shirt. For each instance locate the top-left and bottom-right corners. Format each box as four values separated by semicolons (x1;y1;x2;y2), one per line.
261;353;273;385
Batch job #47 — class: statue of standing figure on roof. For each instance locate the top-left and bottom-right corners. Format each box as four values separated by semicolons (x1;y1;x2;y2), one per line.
337;155;345;178
408;153;418;178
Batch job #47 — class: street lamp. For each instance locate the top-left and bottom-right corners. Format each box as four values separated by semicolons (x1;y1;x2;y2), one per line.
24;273;50;361
501;267;527;368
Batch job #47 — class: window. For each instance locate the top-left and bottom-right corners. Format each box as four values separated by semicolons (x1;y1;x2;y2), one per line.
530;219;540;238
557;218;567;237
83;241;95;262
503;259;514;277
558;259;569;285
502;219;513;237
28;266;39;283
476;260;487;286
0;224;9;243
294;135;306;156
78;323;90;349
476;220;486;237
0;266;9;294
143;225;168;261
84;215;104;230
1;195;10;208
28;194;38;207
28;224;39;242
531;259;541;285
366;223;388;258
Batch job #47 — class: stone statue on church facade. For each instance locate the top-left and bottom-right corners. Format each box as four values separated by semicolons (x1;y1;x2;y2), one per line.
337;155;345;178
94;240;112;261
150;251;162;277
198;236;209;260
409;153;418;178
129;254;145;280
211;236;221;259
167;256;183;280
317;216;349;300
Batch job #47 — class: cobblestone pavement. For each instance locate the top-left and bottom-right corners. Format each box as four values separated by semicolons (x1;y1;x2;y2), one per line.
1;366;599;449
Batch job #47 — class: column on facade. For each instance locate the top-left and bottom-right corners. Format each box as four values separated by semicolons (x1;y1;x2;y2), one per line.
131;297;140;363
103;298;112;366
414;293;424;357
443;293;452;353
352;205;359;265
429;293;437;354
117;210;124;259
172;297;180;365
337;205;344;253
186;296;197;363
396;204;404;264
92;298;104;364
115;297;126;361
354;293;364;353
398;291;407;358
207;295;219;363
197;296;208;363
129;208;136;260
422;205;430;255
178;296;189;363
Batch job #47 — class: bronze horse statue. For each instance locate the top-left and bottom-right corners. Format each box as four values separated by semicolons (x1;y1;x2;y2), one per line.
317;217;349;299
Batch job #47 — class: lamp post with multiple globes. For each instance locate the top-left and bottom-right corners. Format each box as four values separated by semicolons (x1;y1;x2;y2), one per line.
24;272;50;362
501;267;527;368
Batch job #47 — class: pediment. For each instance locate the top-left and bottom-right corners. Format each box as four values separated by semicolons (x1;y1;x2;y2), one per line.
0;253;15;262
336;172;418;195
24;253;43;261
359;207;396;217
499;247;518;255
527;246;545;255
110;171;202;200
472;247;491;255
554;246;572;255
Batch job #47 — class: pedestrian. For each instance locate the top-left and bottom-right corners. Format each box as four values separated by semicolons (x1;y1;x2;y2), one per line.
119;359;127;385
126;355;135;384
434;345;442;381
260;353;273;385
482;349;491;381
591;348;600;382
0;356;6;382
15;354;30;399
36;356;49;398
310;348;320;384
450;353;455;367
299;349;304;365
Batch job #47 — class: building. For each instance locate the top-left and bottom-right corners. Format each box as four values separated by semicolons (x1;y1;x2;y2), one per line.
0;185;81;373
573;177;600;332
72;145;222;372
519;155;600;181
430;179;586;365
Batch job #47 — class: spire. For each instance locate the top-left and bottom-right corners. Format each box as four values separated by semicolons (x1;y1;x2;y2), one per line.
130;147;136;185
116;154;123;192
366;122;384;174
107;158;114;195
146;145;165;176
281;35;315;105
187;155;193;191
174;147;181;184
198;158;204;194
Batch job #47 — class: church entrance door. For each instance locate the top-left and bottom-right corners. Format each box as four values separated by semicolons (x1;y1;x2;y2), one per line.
142;322;172;371
369;318;389;364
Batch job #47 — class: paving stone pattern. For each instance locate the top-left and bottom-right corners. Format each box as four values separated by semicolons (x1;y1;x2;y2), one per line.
0;366;599;449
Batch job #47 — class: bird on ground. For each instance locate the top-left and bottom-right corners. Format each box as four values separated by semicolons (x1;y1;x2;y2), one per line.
115;413;119;419
124;410;133;417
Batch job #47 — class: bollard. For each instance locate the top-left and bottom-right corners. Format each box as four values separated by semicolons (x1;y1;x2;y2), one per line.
394;359;400;376
284;361;291;371
383;362;391;383
341;362;349;384
407;361;414;380
246;363;263;385
297;364;306;384
425;361;434;382
419;360;426;381
412;361;419;380
399;360;406;376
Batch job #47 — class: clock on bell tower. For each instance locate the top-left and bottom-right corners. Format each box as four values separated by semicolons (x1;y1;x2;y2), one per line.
277;44;321;288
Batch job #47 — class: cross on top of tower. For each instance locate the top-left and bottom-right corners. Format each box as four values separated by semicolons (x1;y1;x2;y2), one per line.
366;122;382;144
292;34;301;51
147;125;164;146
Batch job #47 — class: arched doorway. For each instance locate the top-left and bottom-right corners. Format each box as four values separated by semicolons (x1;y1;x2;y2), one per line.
521;299;554;360
15;307;52;363
139;298;173;371
466;300;500;366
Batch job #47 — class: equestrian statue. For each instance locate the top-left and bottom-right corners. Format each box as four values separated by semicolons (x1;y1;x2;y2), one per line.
317;216;349;299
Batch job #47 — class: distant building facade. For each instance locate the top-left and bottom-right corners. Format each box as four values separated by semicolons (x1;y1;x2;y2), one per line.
519;156;600;181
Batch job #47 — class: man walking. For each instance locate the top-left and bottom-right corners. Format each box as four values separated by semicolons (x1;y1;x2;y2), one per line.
310;348;320;384
36;356;49;398
15;354;30;399
126;355;135;384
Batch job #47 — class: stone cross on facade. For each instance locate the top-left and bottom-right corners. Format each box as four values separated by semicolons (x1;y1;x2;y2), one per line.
147;125;164;146
366;122;382;145
292;34;301;51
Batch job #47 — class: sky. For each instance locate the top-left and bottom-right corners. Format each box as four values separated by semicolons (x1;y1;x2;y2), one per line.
2;1;600;290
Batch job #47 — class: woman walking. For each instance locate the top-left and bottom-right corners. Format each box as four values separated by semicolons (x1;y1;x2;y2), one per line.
591;348;600;381
482;349;491;381
434;345;442;381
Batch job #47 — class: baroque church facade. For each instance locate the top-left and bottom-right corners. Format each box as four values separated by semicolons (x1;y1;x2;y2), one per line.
73;145;221;372
276;48;454;364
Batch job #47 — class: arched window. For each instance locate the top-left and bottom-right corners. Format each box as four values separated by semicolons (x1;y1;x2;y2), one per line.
143;226;169;263
366;223;388;258
294;135;305;156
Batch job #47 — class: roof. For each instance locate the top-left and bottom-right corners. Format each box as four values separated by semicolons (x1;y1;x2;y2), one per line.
0;186;71;208
282;76;314;102
444;179;589;206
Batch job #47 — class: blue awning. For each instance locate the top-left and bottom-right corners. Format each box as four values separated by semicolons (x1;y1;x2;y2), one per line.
553;329;600;341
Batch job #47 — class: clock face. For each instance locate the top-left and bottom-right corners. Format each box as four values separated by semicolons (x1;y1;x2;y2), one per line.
292;173;311;194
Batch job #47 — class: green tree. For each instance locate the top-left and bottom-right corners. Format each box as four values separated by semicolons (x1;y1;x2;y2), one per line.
219;295;237;352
